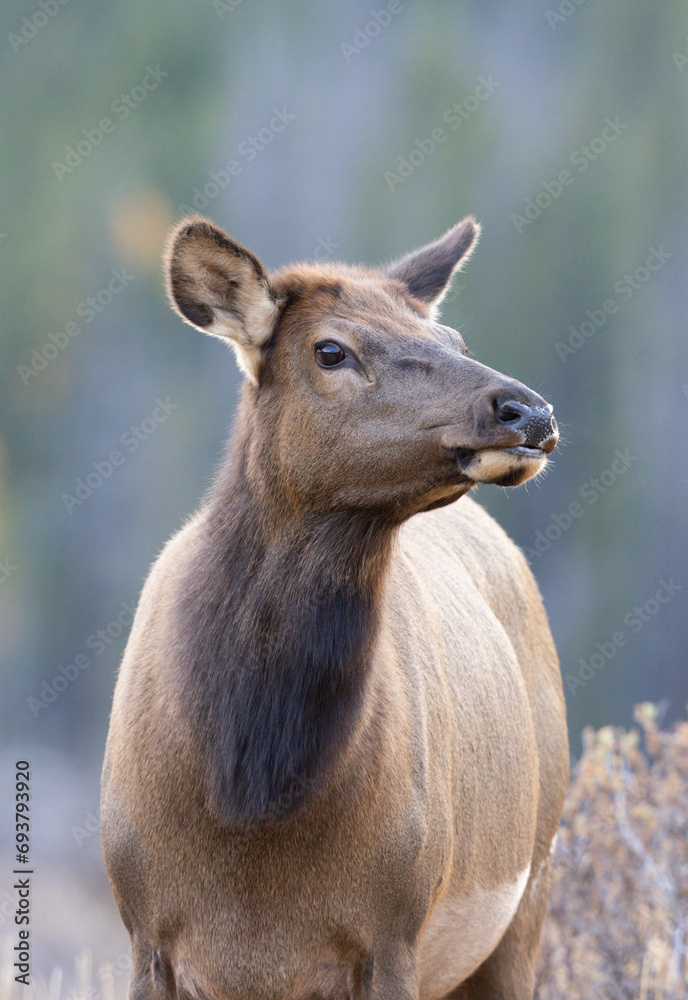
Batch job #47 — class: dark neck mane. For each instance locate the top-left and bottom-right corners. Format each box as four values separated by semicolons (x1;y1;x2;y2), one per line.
174;439;396;826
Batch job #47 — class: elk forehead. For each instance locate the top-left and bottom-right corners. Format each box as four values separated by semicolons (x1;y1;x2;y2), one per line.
275;267;427;329
270;268;465;365
387;323;468;367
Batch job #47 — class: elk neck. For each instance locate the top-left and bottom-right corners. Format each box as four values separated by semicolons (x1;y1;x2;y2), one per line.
174;411;399;827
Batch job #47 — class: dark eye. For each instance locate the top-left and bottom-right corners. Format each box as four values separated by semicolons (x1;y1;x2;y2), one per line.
315;341;346;368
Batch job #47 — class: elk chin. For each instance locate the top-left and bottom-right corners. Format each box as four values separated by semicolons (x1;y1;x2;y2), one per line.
455;445;548;487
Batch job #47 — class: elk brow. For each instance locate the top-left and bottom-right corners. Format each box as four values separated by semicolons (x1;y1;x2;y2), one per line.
393;333;465;373
434;324;467;354
395;356;432;373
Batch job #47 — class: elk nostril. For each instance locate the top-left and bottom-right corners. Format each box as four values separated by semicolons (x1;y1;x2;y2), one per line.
494;399;531;427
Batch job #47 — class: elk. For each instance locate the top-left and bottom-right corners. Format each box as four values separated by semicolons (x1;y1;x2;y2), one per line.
101;214;569;1000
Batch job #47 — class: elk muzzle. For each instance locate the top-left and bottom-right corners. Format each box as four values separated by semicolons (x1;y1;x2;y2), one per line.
493;397;559;453
448;379;559;487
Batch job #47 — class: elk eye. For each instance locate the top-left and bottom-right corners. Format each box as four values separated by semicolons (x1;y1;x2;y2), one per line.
315;341;346;368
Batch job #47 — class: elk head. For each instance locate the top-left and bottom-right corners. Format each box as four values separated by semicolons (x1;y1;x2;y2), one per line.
165;216;558;519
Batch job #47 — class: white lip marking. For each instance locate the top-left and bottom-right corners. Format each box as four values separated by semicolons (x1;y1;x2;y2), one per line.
419;864;531;1000
464;447;546;483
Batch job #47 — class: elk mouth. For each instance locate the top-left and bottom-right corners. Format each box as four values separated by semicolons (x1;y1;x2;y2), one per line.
504;443;550;458
453;442;550;486
438;402;558;488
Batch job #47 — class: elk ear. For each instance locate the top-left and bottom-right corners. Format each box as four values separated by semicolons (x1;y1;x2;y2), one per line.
165;216;283;383
385;217;481;315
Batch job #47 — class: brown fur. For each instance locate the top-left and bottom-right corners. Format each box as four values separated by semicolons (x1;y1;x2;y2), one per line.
101;216;568;1000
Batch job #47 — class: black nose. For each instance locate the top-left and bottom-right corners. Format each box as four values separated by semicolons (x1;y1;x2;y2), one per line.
493;397;558;451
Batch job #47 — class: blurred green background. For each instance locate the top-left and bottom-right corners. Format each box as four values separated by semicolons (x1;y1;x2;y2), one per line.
1;0;686;989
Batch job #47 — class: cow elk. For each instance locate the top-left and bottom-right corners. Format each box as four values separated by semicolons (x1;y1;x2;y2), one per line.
101;214;569;1000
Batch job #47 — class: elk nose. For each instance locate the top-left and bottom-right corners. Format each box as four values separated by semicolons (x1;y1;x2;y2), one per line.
493;398;559;453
